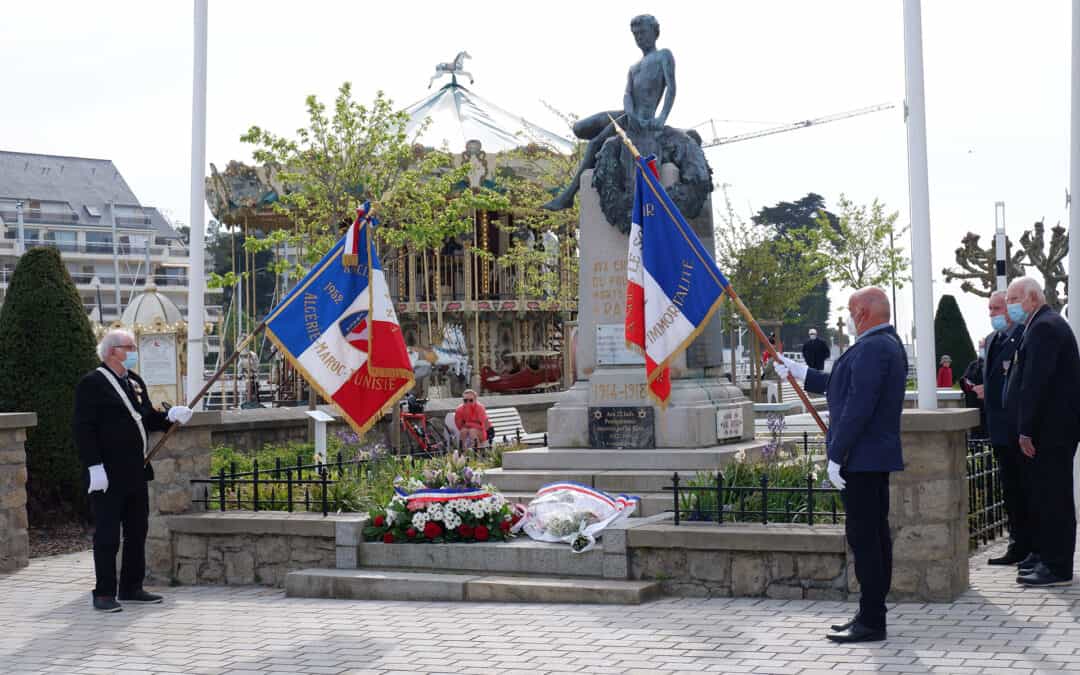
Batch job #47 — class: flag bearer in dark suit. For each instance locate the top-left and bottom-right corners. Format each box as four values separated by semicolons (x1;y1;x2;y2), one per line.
73;329;193;612
1004;277;1080;587
777;287;907;643
981;290;1029;567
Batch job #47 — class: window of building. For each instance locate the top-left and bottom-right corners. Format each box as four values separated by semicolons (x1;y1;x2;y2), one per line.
85;232;112;253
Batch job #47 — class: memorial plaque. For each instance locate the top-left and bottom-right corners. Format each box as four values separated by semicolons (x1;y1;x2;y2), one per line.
716;406;744;441
138;333;178;386
595;324;645;366
588;406;655;449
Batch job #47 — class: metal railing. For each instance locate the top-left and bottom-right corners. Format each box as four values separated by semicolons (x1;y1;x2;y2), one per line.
666;470;844;525
967;436;1006;548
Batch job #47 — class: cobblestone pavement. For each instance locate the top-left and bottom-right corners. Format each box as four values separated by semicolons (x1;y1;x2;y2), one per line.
1;537;1078;675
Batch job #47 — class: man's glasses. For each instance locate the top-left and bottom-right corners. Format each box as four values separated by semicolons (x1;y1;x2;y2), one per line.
463;398;475;403
116;344;136;350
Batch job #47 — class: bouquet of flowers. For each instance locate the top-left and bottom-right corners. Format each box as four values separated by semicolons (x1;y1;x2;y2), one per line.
513;482;639;553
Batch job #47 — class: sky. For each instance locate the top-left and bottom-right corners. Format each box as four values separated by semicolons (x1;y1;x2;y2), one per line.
1;1;1074;345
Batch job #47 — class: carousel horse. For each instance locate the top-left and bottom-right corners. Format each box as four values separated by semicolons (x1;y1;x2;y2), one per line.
428;51;473;88
408;323;471;383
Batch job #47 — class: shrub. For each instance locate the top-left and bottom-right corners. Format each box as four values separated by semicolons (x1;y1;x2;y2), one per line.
934;294;977;385
0;248;99;523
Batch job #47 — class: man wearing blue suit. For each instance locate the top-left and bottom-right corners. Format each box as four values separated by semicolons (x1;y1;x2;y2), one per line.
1004;277;1080;587
980;291;1030;567
777;287;907;643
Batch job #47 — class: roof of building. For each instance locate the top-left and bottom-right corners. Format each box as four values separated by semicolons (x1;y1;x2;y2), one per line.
403;81;575;154
0;151;179;239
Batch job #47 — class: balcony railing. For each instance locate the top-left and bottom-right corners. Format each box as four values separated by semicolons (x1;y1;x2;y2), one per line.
0;239;169;257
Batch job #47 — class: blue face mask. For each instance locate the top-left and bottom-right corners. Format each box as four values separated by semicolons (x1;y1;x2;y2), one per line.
1007;303;1028;324
990;314;1008;332
122;351;138;371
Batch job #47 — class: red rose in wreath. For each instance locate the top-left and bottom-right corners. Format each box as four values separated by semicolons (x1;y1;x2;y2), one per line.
423;522;443;539
458;524;475;539
499;520;511;532
474;525;490;541
382;532;395;544
406;527;418;539
373;514;385;528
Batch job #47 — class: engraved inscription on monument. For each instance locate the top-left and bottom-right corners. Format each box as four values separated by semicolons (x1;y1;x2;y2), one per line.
588;406;655;449
596;323;645;366
716;406;744;441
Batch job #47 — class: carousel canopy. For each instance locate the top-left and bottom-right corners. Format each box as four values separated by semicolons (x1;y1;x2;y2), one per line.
120;283;184;327
404;80;575;155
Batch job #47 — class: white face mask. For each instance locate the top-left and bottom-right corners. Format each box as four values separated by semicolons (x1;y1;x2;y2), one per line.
847;315;858;342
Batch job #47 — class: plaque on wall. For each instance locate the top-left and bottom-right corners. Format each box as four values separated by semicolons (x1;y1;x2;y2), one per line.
588;406;655;449
595;324;644;366
138;333;178;386
716;406;744;441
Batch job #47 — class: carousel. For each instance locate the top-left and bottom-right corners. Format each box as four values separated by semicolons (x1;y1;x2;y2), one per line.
205;54;579;404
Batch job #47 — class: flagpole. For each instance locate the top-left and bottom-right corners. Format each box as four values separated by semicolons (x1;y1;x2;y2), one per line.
607;116;828;435
144;321;267;465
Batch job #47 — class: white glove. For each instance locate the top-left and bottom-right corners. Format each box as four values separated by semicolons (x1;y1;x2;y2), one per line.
775;356;808;382
167;405;193;425
827;460;845;490
88;464;108;493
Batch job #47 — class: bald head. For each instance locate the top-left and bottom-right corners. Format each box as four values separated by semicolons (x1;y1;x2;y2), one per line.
849;287;891;335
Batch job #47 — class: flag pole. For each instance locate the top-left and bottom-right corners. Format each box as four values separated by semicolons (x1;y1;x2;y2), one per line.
144;321;267;465
607;115;828;435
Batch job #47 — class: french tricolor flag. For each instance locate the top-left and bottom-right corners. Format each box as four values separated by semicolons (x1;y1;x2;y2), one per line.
626;156;729;407
265;203;413;434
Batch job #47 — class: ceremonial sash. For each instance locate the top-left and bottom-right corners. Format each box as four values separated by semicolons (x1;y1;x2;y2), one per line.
97;367;148;457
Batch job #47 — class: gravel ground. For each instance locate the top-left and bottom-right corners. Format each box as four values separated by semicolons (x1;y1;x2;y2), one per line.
28;521;93;558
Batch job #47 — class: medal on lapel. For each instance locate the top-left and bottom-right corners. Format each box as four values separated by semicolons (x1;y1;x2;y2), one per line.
131;379;144;404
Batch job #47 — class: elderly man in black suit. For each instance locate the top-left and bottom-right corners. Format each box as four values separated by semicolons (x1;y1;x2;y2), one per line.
980;291;1029;566
74;329;193;611
1004;277;1080;586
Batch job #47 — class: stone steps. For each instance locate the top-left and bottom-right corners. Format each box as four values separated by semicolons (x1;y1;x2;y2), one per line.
483;468;681;493
285;568;661;604
354;539;605;577
501;440;767;471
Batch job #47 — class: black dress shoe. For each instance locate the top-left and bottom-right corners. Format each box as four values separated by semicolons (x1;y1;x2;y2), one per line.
1017;563;1073;587
117;589;163;604
989;549;1028;565
92;593;122;612
830;616;857;632
1018;553;1040;573
825;622;887;643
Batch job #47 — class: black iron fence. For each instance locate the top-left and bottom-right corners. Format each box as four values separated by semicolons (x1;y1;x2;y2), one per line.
191;453;369;516
665;470;844;526
967;437;1006;548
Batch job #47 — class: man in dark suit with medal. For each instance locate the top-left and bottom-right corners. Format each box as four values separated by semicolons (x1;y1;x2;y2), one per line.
980;291;1030;566
73;329;193;611
1004;277;1080;587
777;287;907;642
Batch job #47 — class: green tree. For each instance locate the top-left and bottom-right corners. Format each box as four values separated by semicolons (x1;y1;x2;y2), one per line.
0;248;98;523
815;195;910;292
933;294;976;386
753;193;836;346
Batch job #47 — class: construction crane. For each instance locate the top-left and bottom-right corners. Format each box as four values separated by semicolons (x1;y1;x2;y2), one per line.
698;102;897;149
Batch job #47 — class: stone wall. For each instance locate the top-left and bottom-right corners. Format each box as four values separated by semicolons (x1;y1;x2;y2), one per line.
625;522;848;599
145;411;218;584
0;413;35;573
167;513;344;587
886;408;977;602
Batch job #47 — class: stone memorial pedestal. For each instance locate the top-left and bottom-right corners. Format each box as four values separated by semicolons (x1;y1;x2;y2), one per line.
547;166;752;450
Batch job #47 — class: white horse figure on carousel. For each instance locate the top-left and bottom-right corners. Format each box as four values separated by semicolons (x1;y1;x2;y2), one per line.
408;323;471;384
428;51;473;89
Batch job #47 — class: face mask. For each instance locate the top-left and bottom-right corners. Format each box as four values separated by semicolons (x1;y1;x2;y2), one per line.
1007;303;1029;324
990;314;1008;332
847;315;858;341
979;348;986;359
122;351;138;371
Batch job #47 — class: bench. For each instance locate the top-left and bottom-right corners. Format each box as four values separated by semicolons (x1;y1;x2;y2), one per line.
486;407;547;446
